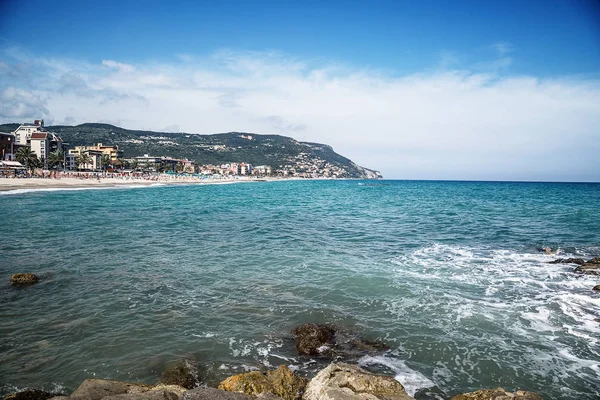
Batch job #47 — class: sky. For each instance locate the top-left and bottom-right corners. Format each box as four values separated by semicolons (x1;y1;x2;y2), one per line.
0;0;599;181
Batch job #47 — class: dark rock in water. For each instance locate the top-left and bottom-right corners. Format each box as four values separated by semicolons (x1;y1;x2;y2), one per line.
548;258;585;265
291;323;336;356
574;259;600;275
10;273;40;285
218;365;306;400
182;387;281;400
303;362;413;400
592;285;600;291
2;389;62;400
291;323;389;359
450;387;543;399
69;379;152;400
159;359;200;389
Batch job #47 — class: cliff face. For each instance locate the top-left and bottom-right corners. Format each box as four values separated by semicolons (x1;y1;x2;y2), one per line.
0;123;382;178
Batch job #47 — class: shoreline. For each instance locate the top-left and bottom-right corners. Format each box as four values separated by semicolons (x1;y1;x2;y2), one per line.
0;176;262;193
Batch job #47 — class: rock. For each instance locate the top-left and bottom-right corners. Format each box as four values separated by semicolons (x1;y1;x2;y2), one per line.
291;323;389;359
548;258;585;265
218;365;306;400
101;391;179;400
303;362;413;400
10;273;40;285
70;379;152;400
159;359;200;389
450;387;543;400
574;259;600;275
3;389;61;400
182;387;282;400
592;285;600;291
291;323;336;356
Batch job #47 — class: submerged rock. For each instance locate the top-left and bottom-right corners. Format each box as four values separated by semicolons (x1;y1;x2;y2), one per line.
450;387;543;400
3;389;62;400
10;273;40;285
548;258;585;265
159;359;200;389
218;365;306;400
290;323;389;359
303;362;413;400
291;323;336;356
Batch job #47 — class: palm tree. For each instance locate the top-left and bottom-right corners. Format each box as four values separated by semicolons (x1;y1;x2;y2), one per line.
48;150;65;172
76;153;92;171
129;159;138;171
101;154;111;171
15;147;39;174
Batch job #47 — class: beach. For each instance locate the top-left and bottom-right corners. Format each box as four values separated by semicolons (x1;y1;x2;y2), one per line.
0;175;257;192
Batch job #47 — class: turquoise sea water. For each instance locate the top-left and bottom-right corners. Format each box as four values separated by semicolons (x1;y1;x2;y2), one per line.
1;180;599;399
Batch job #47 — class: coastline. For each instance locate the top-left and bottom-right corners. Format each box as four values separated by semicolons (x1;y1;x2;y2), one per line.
0;176;260;193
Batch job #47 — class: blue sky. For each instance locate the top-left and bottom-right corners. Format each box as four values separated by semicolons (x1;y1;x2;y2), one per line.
0;0;599;181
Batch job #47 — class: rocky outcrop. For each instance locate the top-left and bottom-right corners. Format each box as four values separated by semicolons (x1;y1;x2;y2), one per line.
182;387;282;400
159;359;200;389
218;365;306;400
3;389;62;400
548;258;585;265
573;257;600;275
10;273;40;285
302;362;413;400
450;387;543;400
290;324;389;359
69;379;186;400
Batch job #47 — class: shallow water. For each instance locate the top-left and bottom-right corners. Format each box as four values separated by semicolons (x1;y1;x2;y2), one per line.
1;180;599;399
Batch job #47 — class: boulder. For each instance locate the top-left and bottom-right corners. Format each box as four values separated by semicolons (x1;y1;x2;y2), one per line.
450;387;543;400
159;359;200;389
101;391;179;400
3;389;62;400
218;365;306;400
182;387;282;400
592;285;600;291
302;362;413;400
69;379;152;400
10;273;40;285
548;258;585;265
291;323;335;356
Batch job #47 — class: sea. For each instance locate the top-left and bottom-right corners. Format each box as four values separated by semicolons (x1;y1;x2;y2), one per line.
1;180;599;399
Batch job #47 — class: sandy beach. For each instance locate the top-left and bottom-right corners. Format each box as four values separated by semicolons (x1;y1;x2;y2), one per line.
0;175;255;192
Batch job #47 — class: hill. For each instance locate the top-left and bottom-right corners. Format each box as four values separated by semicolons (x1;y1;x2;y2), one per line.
0;123;381;178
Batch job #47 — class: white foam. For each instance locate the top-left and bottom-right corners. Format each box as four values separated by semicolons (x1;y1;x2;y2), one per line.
358;355;435;397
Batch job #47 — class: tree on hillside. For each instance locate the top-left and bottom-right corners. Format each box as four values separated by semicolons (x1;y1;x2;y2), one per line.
76;153;92;171
15;147;39;174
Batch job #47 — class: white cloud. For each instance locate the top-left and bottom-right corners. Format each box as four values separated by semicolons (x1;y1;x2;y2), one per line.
0;48;599;181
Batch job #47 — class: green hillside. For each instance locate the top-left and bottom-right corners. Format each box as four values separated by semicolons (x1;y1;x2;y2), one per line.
0;123;381;178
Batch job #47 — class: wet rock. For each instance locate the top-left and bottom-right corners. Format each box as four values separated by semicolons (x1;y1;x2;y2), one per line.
592;285;600;291
450;387;543;400
218;365;306;400
303;362;413;400
159;359;200;389
573;258;600;275
69;379;152;400
3;389;61;400
10;273;40;285
291;323;336;356
548;258;585;265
